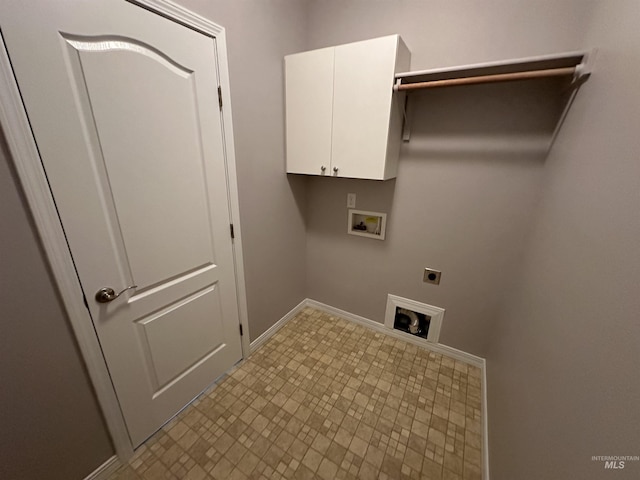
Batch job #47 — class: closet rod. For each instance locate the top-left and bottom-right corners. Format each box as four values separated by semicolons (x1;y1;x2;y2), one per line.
394;66;576;91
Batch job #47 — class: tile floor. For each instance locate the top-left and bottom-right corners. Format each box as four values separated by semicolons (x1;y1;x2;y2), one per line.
108;307;483;480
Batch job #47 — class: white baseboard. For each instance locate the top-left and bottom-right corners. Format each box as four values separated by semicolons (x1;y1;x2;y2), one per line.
249;299;308;353
482;359;490;480
84;455;119;480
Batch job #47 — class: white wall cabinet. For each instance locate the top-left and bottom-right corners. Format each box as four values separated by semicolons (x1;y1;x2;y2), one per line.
285;35;410;180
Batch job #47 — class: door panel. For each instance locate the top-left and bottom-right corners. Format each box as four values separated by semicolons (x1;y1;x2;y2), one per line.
332;36;397;179
0;1;243;447
285;47;335;176
69;36;216;289
138;285;224;391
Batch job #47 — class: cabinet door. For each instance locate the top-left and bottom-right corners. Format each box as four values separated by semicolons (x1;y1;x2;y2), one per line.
332;36;398;180
285;47;334;175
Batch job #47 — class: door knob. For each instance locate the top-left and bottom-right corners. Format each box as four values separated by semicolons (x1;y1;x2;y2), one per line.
320;165;326;172
95;285;137;303
333;166;339;173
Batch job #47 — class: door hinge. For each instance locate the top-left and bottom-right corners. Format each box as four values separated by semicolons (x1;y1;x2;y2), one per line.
239;324;243;336
230;223;235;239
217;85;223;110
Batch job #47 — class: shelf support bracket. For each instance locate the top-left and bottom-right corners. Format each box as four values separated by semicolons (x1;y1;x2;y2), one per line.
547;49;597;153
546;73;589;154
398;79;413;142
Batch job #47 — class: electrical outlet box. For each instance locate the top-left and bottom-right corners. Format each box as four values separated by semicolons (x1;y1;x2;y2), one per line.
347;193;356;208
423;268;441;285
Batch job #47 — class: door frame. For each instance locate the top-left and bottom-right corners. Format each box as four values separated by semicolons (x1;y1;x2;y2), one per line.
0;0;250;460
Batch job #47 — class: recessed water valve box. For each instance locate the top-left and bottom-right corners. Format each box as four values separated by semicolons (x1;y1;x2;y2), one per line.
348;209;386;240
423;268;441;285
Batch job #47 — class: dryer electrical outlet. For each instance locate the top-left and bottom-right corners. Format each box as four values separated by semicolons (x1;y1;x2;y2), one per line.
423;268;442;285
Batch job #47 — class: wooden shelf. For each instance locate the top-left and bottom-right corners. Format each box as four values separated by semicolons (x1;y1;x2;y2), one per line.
394;51;590;90
393;50;594;151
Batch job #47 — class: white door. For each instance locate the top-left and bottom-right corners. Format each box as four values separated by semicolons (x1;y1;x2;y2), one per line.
1;1;243;446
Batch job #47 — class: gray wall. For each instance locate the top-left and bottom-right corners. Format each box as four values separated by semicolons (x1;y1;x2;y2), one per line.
5;2;639;479
176;0;310;341
303;0;592;355
0;133;113;479
486;1;640;478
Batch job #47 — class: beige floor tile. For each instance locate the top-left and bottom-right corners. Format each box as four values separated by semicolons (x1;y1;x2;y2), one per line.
108;308;483;480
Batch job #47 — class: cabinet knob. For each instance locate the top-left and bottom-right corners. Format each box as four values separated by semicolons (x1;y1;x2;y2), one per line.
320;165;326;172
333;166;339;173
